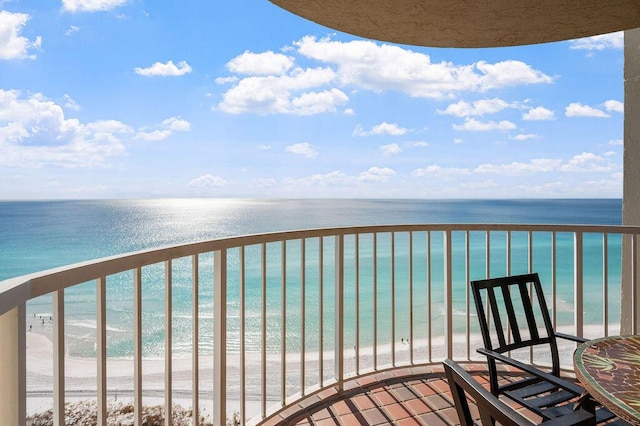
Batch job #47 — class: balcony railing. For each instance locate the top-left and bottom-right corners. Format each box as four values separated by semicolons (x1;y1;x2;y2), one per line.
1;224;639;425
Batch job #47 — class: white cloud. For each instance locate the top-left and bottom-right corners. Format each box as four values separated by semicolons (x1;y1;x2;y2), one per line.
453;118;516;131
343;108;355;116
63;94;80;111
132;129;171;141
474;159;562;175
353;122;408;137
295;36;553;99
474;60;554;91
560;152;611;172
380;143;401;156
510;133;539;141
604;100;624;113
604;151;616;157
359;166;395;182
218;36;553;116
409;141;429;147
460;180;498;190
134;60;192;77
62;0;127;12
227;50;294;75
290;89;349;115
609;139;623;145
453;138;464;144
218;68;347;115
162;116;190;131
522;106;554;121
134;116;190;141
187;174;227;188
0;11;42;60
0;89;130;168
565;102;609;118
253;177;277;187
411;165;470;177
285;142;317;158
471;153;614;176
282;170;351;188
215;76;238;84
569;32;623;50
65;25;80;36
85;119;132;134
438;98;511;117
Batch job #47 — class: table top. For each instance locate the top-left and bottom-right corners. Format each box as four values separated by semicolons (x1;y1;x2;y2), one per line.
574;334;640;425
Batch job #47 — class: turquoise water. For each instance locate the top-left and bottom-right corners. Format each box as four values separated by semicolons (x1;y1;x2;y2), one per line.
0;199;623;357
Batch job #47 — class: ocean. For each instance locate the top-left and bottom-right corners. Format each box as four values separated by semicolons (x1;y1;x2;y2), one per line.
0;199;624;358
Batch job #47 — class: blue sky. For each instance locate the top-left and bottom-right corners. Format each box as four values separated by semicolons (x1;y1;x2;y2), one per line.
0;0;624;199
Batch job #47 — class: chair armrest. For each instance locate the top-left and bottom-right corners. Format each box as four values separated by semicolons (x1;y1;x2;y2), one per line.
555;332;589;344
476;347;585;396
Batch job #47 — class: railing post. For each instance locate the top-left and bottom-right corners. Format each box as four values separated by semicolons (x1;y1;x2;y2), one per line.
191;257;199;426
165;260;173;426
0;305;26;426
133;268;142;426
444;230;453;359
214;249;227;426
574;232;584;338
97;277;107;426
53;290;65;426
335;235;344;389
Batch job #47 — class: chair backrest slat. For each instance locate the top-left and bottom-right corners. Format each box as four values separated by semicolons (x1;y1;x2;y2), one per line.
518;282;540;341
487;287;507;348
500;285;522;344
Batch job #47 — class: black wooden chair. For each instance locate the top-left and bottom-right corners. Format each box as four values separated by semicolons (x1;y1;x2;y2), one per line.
443;359;595;425
470;273;620;424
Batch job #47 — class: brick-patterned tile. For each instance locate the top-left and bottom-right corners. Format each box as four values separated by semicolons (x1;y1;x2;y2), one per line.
405;398;433;416
312;408;332;420
362;408;391;425
383;402;413;420
336;413;360;425
314;417;340;426
330;400;352;416
411;381;437;397
430;378;451;394
423;394;451;411
417;412;453;426
392;385;419;402
355;375;378;387
396;417;424;426
352;394;377;411
438;406;461;424
372;389;398;406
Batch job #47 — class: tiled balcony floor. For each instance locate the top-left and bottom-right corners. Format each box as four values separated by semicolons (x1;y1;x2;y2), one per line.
258;363;537;426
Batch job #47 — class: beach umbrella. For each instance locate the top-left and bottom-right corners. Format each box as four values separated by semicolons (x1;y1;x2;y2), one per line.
269;0;640;48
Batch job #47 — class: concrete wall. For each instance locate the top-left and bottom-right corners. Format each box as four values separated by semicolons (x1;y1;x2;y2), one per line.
622;28;640;333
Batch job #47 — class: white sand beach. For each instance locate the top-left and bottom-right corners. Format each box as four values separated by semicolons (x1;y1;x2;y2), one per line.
25;321;616;421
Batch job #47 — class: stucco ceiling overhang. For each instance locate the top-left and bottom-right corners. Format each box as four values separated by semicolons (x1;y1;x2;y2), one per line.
270;0;640;47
